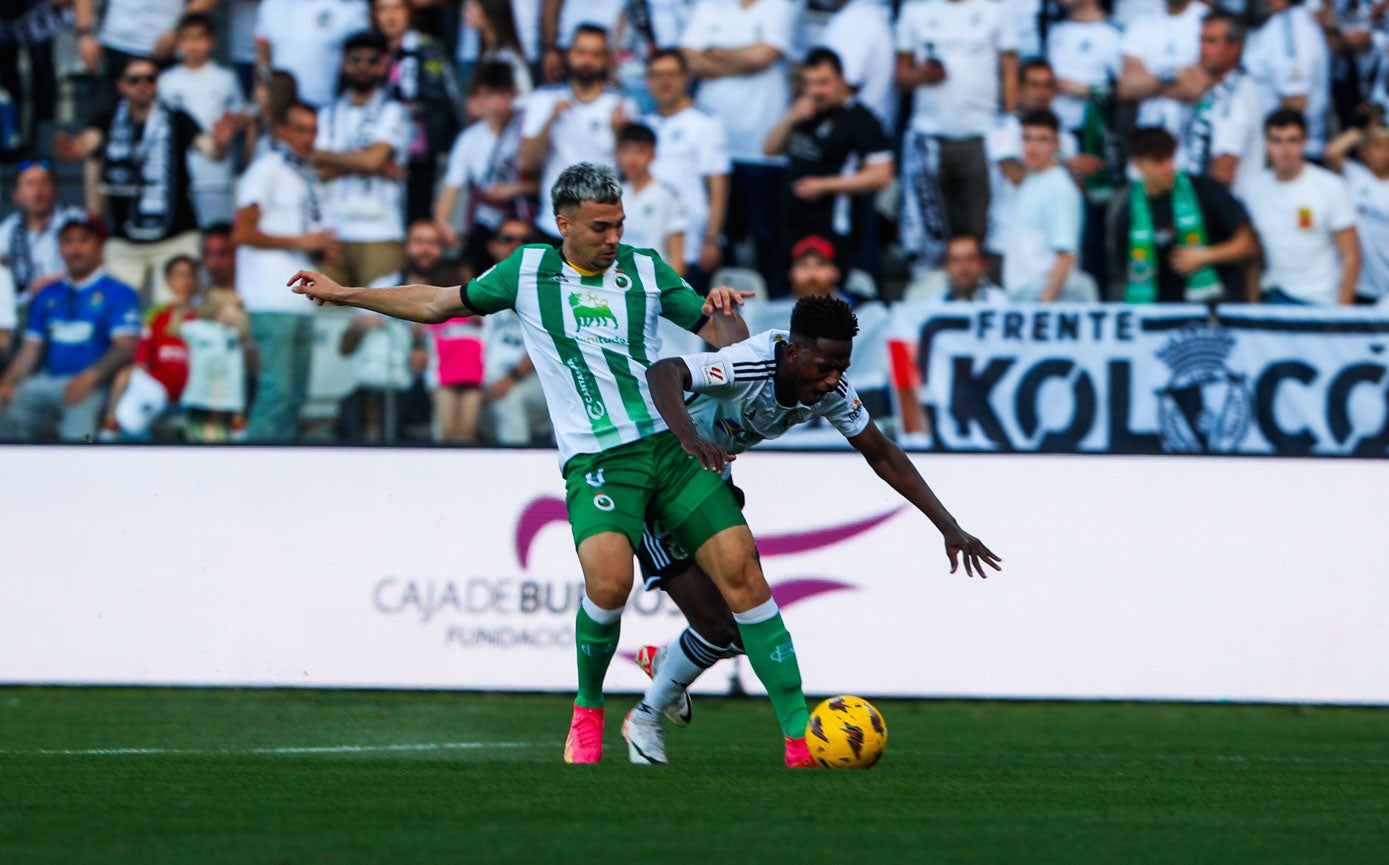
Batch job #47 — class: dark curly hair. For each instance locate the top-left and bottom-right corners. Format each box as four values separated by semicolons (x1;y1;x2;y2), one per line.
790;295;858;345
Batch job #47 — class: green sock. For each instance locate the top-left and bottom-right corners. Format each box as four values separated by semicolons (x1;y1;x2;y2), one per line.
574;604;620;709
736;612;809;738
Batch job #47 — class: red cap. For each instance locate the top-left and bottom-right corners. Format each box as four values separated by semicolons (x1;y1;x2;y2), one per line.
57;213;109;242
791;235;835;262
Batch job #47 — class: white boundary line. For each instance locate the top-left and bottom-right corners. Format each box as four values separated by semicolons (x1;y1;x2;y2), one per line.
1;741;534;757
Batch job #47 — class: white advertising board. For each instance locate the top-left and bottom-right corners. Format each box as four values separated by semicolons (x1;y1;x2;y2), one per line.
2;447;1386;704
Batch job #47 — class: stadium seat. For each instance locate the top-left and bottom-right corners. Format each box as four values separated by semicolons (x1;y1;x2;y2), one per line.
710;267;768;302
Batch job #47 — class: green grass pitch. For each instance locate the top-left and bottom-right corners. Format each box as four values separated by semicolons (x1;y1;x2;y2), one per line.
2;688;1386;864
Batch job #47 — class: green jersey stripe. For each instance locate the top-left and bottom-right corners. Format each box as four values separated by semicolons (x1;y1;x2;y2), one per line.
623;267;650;367
601;347;656;437
534;249;622;449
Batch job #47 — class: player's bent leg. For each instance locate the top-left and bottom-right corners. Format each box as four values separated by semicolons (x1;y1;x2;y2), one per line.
684;524;812;758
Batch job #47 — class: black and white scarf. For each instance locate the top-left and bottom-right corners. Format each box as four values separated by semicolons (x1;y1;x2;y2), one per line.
1185;68;1246;179
101;99;177;242
272;140;322;230
4;213;33;291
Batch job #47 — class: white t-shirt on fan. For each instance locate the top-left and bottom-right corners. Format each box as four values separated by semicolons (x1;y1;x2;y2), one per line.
443;118;521;232
234;148;325;315
681;0;796;164
1245;5;1331;157
1244;163;1358;305
894;0;1020;139
157;64;246;192
255;0;371;108
99;0;183;56
315;92;413;243
1342;161;1389;300
1002;164;1084;300
521;84;636;237
643;105;732;265
821;0;897;134
621;180;689;266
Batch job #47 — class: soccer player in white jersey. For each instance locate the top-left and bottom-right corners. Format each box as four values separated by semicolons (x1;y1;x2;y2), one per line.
288;163;824;767
621;295;1001;764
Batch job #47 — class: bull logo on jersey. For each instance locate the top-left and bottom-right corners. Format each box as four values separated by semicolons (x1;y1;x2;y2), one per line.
568;292;619;330
1155;325;1250;454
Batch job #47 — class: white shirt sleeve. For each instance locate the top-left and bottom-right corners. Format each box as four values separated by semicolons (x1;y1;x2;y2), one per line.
893;8;918;55
820;381;871;439
442;131;471;188
682;350;738;394
698;115;732;177
234;157;272;208
1210;84;1258;159
1046;174;1084;253
0;265;17;332
520;89;555;139
680;3;713;51
987;116;1022;164
994;4;1020;54
757;0;795;56
1324;171;1358;232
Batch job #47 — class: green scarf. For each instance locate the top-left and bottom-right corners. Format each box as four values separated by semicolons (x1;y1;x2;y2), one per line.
1126;172;1223;304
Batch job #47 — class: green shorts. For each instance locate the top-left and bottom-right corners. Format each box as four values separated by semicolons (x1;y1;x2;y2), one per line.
563;431;746;557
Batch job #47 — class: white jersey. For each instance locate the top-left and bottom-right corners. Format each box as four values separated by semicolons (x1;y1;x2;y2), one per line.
463;243;708;465
681;329;871;455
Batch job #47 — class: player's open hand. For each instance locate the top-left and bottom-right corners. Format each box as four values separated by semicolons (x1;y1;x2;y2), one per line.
943;528;1002;579
678;432;735;473
702;286;755;316
287;270;347;306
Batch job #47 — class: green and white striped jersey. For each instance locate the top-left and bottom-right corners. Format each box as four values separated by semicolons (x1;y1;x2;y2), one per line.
463;243;707;465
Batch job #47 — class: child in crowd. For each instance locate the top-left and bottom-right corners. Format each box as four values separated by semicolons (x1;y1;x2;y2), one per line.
102;255;200;439
156;13;247;227
616;122;688;275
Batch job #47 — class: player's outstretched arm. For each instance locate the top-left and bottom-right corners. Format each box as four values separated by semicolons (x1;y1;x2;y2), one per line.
286;270;476;324
646;357;733;472
848;421;1002;579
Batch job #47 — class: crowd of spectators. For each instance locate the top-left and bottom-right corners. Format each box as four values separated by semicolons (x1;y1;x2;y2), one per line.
1;0;1389;445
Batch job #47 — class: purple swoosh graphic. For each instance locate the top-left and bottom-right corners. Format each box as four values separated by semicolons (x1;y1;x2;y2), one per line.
515;498;903;568
757;507;904;557
515;496;569;569
771;577;857;607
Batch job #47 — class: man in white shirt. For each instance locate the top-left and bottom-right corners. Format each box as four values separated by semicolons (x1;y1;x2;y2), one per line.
312;30;413;289
521;24;637;242
0;161;84;306
641;48;731;291
1048;0;1124;135
1116;0;1208;138
1245;0;1331;158
433;61;537;277
1002;109;1084;301
232;101;337;441
895;0;1019;272
1244;109;1360;304
617;123;690;274
820;0;896;134
255;0;371;108
1180;11;1266;200
681;0;796;292
156;14;247;228
1320;119;1389;302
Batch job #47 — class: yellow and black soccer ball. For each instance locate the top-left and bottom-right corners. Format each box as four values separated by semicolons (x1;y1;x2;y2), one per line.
806;695;887;769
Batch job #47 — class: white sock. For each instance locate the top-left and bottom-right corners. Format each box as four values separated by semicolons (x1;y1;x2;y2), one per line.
635;629;729;722
581;594;623;625
731;597;779;626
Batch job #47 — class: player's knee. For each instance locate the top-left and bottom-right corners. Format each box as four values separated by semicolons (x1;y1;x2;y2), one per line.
584;573;632;609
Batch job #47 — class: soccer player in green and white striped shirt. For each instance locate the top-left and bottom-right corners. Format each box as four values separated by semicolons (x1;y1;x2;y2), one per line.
288;163;821;767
